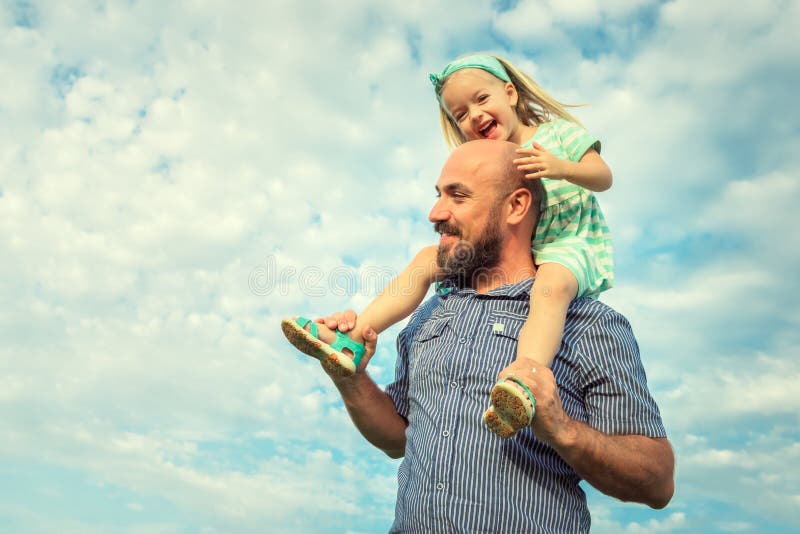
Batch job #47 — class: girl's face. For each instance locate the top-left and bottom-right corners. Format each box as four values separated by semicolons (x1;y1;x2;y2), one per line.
440;68;523;144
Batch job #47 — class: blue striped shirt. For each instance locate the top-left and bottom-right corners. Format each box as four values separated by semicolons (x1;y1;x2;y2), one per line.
385;278;666;533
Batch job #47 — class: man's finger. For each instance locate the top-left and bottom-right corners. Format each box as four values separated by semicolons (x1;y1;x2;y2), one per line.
356;325;378;370
362;326;377;351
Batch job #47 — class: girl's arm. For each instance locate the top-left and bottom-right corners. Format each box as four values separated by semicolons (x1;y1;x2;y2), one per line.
316;246;440;349
514;145;612;192
350;245;440;336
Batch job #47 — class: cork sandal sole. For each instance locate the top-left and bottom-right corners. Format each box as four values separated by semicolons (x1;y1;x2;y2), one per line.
484;377;536;438
281;317;358;377
483;406;517;439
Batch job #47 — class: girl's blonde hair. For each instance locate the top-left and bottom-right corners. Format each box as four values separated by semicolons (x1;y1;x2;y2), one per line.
438;55;583;150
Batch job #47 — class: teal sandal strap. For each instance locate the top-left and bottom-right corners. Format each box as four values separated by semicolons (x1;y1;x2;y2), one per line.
295;316;318;338
502;376;536;409
296;316;366;368
330;332;366;368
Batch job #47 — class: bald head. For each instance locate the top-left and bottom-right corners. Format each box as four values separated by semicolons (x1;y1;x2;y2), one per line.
444;139;545;213
446;140;519;189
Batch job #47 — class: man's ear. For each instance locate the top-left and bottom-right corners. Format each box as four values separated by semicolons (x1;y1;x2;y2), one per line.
506;187;532;225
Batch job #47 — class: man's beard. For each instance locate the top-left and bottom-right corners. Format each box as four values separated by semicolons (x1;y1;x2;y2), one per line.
435;205;503;285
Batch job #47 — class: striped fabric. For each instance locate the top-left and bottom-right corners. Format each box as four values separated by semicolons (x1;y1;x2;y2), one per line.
385;278;666;533
523;119;614;299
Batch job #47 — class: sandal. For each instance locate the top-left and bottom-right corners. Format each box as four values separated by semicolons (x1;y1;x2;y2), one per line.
483;376;536;438
281;316;366;377
483;406;517;439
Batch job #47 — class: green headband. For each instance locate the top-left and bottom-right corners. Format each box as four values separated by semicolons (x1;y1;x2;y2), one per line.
429;54;512;104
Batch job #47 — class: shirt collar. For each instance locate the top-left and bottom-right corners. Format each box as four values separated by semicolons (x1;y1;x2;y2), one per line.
436;277;534;299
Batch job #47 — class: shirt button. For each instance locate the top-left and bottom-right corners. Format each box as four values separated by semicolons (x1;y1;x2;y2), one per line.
458;337;468;344
436;482;445;490
442;430;450;437
450;381;458;389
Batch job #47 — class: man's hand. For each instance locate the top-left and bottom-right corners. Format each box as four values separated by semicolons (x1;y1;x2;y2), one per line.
314;310;377;376
315;309;407;458
497;359;574;447
497;359;674;508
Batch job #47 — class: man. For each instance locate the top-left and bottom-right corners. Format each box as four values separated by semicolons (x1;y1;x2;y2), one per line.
321;140;674;532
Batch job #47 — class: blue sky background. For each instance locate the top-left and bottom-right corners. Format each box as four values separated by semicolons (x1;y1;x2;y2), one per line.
1;0;798;532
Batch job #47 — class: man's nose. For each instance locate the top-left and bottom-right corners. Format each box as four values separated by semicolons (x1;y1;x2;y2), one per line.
428;197;448;223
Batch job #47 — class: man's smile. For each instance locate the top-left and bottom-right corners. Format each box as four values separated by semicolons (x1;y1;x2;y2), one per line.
435;222;461;244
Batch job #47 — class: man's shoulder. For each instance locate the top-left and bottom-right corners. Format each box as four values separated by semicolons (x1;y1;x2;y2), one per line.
564;298;632;340
566;296;617;319
560;298;641;368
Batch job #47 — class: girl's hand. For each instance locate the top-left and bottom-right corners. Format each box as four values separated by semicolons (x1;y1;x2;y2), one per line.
317;309;358;332
513;142;568;180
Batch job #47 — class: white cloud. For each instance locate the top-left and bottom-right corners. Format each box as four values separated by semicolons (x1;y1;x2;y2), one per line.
625;512;687;533
589;503;688;533
1;0;798;531
695;169;800;269
0;421;397;530
494;1;559;39
672;432;800;529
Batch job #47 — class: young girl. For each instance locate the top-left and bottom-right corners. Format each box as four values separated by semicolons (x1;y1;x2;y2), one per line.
282;53;613;439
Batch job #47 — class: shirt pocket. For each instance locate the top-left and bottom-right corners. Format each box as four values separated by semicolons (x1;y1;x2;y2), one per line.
480;310;527;380
409;312;455;383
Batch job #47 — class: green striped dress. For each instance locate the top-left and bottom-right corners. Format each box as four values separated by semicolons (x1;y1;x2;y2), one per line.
523;119;614;299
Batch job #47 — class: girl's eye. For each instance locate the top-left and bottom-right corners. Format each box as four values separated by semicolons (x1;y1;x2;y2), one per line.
477;94;488;103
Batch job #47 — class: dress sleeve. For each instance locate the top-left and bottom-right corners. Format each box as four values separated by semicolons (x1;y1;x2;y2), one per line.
553;118;601;161
576;309;667;437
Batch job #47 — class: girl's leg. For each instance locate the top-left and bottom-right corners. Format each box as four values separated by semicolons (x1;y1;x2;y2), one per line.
283;245;441;373
485;263;578;436
348;245;441;344
517;262;578;367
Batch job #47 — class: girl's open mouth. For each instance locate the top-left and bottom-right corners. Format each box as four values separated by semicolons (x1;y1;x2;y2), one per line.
479;120;497;138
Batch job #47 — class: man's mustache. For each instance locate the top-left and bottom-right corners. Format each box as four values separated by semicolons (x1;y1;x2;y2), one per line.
434;222;461;237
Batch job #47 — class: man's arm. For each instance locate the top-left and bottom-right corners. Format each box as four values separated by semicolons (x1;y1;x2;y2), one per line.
551;420;674;508
330;369;408;458
499;361;675;509
324;325;408;458
531;359;674;506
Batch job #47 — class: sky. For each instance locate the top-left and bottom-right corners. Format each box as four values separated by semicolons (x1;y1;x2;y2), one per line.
0;0;798;532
